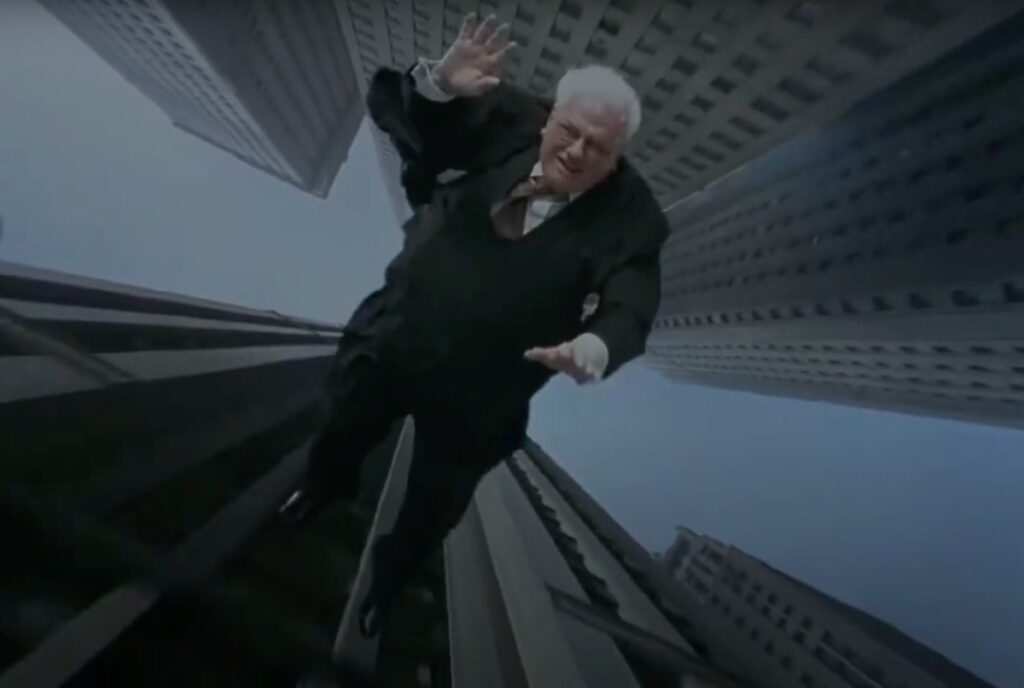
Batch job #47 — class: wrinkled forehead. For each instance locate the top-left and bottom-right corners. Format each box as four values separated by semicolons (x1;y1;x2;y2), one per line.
554;95;628;141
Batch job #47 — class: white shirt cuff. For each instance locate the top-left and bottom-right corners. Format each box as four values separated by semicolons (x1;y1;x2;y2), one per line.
572;333;610;383
411;58;456;103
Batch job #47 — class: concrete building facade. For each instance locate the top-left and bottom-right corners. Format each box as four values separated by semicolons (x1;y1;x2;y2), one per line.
329;1;1024;429
331;0;1013;220
648;11;1024;428
41;0;364;198
660;528;997;688
443;438;743;687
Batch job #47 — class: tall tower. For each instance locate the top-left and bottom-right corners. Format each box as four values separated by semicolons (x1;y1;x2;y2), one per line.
443;438;741;686
660;528;998;688
648;12;1024;428
331;0;1013;221
41;0;364;198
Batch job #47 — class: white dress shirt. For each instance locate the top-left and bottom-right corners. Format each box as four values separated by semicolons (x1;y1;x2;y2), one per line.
410;58;609;382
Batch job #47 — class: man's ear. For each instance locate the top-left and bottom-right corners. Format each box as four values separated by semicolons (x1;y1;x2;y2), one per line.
541;109;558;138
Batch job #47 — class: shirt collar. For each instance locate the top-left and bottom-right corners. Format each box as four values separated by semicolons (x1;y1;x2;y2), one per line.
531;161;582;202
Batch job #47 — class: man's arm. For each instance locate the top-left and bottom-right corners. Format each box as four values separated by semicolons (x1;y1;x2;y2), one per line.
525;205;669;383
583;244;665;379
365;14;541;205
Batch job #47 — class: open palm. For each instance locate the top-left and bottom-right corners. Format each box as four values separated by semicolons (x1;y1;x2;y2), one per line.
434;13;516;97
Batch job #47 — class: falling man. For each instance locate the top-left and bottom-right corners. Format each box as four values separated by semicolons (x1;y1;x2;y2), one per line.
279;12;669;638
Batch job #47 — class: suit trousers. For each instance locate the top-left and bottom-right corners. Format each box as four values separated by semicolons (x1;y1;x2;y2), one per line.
303;338;520;608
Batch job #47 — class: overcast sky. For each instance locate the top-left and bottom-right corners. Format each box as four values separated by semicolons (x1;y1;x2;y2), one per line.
2;2;1022;686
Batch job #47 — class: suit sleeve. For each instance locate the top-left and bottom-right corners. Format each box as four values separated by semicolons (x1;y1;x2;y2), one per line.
366;65;543;206
584;212;669;379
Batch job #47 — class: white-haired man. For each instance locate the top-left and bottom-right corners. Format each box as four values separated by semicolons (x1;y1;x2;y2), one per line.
280;13;668;637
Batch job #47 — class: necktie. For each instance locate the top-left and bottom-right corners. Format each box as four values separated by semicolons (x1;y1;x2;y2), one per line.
491;177;566;240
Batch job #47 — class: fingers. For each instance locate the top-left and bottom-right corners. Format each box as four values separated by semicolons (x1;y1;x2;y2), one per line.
484;22;510;51
477;75;501;91
524;346;556;364
458;12;477;40
485;41;517;72
524;344;574;370
572;345;588;371
473;13;499;44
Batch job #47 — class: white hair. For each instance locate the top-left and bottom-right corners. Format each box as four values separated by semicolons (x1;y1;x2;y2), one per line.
555;65;643;139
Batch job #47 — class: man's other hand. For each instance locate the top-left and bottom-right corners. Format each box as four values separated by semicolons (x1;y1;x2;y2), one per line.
524;334;609;385
432;13;516;97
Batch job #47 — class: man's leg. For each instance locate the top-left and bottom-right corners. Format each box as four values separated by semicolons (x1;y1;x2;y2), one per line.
358;418;512;635
281;346;406;522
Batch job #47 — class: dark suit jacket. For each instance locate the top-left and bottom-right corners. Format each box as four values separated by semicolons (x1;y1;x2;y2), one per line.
350;66;668;383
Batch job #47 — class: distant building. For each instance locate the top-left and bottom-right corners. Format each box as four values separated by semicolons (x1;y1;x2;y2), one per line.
41;0;364;198
331;0;1012;220
648;10;1024;428
443;438;744;687
660;527;997;688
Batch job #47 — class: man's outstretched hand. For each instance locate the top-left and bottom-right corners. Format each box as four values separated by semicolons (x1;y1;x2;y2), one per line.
524;334;609;385
432;13;516;97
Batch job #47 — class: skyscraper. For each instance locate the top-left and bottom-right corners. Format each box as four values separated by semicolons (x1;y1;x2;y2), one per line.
660;527;997;688
331;1;1024;426
331;0;1013;220
443;438;742;686
40;0;364;198
648;10;1024;428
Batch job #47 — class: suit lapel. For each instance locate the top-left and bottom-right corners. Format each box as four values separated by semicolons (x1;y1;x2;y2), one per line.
482;144;541;205
549;159;632;241
456;146;637;249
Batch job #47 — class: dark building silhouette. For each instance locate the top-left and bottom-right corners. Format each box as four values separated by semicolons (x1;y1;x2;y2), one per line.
0;261;441;686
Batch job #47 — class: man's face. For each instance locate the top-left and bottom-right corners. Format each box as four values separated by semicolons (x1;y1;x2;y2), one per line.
539;97;627;195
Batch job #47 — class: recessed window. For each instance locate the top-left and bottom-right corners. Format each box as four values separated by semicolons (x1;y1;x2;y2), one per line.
693;144;723;162
778;77;821;104
952;290;980;307
751;97;789;122
788;1;823;27
806;57;851;85
886;0;946;28
710;131;741;150
714;6;743;28
515;5;537;24
841;28;897;59
585;41;608;60
672;55;698;76
730;115;765;137
694;31;719;53
551;25;571;43
691;95;714;112
757;31;783;52
561;0;583;19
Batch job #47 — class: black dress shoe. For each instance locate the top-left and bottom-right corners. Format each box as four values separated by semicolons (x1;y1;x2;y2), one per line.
357;597;389;639
295;670;340;688
278;488;326;525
